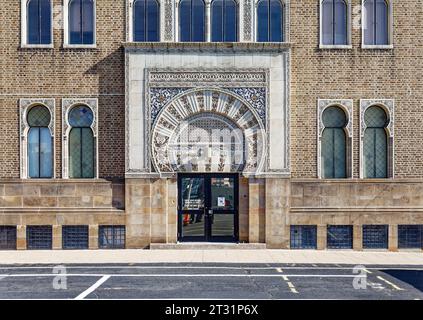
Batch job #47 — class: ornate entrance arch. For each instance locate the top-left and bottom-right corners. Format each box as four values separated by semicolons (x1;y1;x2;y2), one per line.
151;88;266;174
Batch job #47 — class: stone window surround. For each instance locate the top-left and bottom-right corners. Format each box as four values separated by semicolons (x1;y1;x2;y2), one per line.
359;99;394;179
62;98;99;179
317;99;354;179
319;0;352;49
361;0;393;49
19;98;56;179
63;0;97;48
126;0;290;43
20;0;54;48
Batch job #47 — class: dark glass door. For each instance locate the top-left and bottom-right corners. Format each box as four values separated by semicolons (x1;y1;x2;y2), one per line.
178;173;239;242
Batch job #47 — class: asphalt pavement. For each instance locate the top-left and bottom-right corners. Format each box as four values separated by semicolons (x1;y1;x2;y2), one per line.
0;263;421;300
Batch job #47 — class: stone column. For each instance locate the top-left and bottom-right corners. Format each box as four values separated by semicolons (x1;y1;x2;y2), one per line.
265;178;290;249
16;225;26;250
167;178;178;243
52;225;62;250
150;178;168;243
125;178;151;248
388;224;398;251
238;176;249;242
353;225;363;251
248;178;265;243
205;1;211;42
317;224;327;250
89;225;98;249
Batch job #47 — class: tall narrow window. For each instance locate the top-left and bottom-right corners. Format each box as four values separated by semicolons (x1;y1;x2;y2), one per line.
68;105;95;178
257;0;283;42
363;0;389;45
133;0;160;42
321;106;347;178
69;0;94;45
363;106;388;178
27;106;53;178
27;0;52;45
179;0;205;42
211;0;238;42
321;0;348;45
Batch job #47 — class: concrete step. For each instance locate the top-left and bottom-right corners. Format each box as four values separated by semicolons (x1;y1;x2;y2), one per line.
150;243;267;250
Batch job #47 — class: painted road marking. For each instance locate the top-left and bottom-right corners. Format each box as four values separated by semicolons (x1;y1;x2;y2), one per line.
4;273;368;278
377;276;404;291
363;268;372;274
75;275;111;300
281;275;298;294
276;268;283;273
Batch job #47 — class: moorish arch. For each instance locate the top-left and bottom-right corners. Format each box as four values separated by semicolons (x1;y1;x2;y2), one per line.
151;88;266;175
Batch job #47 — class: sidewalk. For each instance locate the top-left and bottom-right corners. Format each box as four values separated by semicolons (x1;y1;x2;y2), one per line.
0;249;422;265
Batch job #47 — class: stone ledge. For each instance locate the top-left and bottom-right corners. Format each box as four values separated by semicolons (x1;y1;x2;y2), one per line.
150;243;267;250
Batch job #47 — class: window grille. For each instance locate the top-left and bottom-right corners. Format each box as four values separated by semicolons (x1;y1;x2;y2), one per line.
0;226;17;250
327;225;353;249
363;225;388;249
290;225;317;249
62;225;89;249
27;225;52;250
398;225;423;249
99;226;126;249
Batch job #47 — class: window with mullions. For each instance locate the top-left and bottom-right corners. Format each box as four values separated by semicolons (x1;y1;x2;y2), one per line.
68;105;95;178
321;0;348;45
211;0;238;42
133;0;160;42
290;225;317;249
99;226;126;249
363;106;388;178
27;0;52;45
69;0;94;45
179;0;206;42
321;106;347;178
27;106;53;178
363;0;389;46
257;0;283;42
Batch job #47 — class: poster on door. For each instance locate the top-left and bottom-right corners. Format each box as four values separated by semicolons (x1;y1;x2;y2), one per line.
217;197;225;207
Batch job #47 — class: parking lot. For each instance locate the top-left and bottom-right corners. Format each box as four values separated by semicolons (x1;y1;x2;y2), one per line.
0;263;421;299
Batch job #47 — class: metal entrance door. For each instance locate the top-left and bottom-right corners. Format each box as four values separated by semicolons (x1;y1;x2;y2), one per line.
177;173;239;242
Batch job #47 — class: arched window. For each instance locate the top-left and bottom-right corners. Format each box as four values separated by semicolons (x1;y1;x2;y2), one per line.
257;0;283;42
69;0;94;45
363;0;389;45
27;106;53;178
68;105;95;178
27;0;52;45
363;106;388;178
321;106;347;178
211;0;238;42
321;0;348;45
179;0;206;42
133;0;160;42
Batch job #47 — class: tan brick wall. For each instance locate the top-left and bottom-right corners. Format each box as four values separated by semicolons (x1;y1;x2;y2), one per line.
0;1;125;179
290;0;423;178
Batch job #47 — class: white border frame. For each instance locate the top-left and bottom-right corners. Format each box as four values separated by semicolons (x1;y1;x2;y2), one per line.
359;99;395;179
63;0;97;48
62;98;99;179
21;0;54;48
319;0;352;49
361;0;394;49
19;98;56;179
317;99;354;179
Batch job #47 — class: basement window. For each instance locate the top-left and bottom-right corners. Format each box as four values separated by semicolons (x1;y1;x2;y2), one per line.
99;226;126;249
0;226;17;250
398;225;423;249
62;225;89;249
363;225;388;249
327;225;353;249
27;225;52;250
290;225;317;249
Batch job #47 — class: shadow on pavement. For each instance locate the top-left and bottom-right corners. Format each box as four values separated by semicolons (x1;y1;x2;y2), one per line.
382;270;423;292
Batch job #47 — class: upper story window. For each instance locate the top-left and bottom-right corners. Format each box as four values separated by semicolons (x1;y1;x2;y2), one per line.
257;0;284;42
68;105;95;179
27;0;52;45
68;0;95;45
27;106;53;178
211;0;238;42
321;0;348;46
363;0;390;46
179;0;206;42
133;0;160;42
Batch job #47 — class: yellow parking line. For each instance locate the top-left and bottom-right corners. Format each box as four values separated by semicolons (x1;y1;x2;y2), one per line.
281;275;299;294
